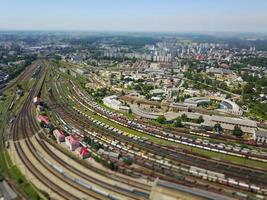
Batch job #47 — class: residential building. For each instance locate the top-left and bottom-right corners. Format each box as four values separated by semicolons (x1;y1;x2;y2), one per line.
53;129;65;143
65;135;80;151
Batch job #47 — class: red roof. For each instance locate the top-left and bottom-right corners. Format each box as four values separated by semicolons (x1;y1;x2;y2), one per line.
53;129;65;138
66;135;79;145
79;147;89;156
37;115;49;125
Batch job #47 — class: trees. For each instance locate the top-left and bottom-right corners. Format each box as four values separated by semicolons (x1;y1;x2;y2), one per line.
109;162;118;171
123;157;132;165
183;81;189;89
233;125;243;137
226;93;231;99
214;123;222;134
197;115;204;124
181;114;188;122
145;93;152;100
157;115;166;124
174;117;183;127
170;68;175;75
243;83;254;94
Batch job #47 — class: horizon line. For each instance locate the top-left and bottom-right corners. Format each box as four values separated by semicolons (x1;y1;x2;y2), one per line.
0;29;267;36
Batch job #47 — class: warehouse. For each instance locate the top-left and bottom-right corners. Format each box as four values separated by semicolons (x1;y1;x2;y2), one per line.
103;95;130;113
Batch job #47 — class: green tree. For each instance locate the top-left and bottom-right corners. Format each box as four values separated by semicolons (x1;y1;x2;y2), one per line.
233;125;243;137
214;123;222;134
170;68;175;75
181;114;188;122
226;93;231;99
123;157;132;165
157;115;166;124
197;115;204;124
183;82;189;89
174;117;183;127
109;162;118;171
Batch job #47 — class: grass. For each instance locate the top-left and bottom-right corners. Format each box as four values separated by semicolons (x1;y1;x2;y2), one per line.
26;79;35;90
9;165;42;200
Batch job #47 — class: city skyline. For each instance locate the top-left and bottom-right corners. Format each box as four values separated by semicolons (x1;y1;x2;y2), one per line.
1;0;267;32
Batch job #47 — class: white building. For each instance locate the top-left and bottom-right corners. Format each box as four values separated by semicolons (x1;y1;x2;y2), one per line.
103;95;130;112
253;130;267;143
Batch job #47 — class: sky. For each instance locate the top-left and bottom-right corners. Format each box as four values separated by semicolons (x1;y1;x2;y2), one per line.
0;0;267;32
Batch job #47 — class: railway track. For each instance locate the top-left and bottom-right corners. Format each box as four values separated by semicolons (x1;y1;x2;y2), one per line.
1;60;41;94
34;129;149;200
10;63;116;199
70;95;267;183
41;66;266;198
47;82;233;195
41;82;152;199
29;65;149;199
47;87;266;197
11;65;85;200
50;83;267;190
44;71;153;194
23;100;108;200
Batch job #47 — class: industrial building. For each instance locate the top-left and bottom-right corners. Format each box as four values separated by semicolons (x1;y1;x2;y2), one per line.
103;95;130;113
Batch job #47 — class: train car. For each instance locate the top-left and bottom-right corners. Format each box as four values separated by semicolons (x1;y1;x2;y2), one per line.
184;177;196;184
255;195;265;200
228;178;238;186
218;177;228;184
75;179;92;190
233;192;248;199
250;185;260;192
52;164;64;174
206;170;225;179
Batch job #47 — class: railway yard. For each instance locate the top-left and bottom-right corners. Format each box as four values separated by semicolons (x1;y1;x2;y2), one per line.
1;60;267;200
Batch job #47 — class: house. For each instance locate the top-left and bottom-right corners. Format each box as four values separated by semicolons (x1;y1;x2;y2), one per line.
37;115;50;126
76;147;90;159
53;129;65;143
65;135;80;151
